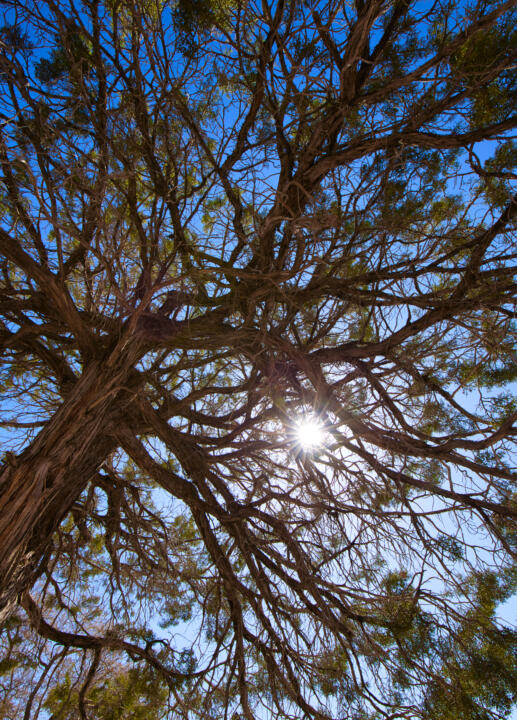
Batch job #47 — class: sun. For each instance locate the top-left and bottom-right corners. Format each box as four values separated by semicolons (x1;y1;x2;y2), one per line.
295;415;325;449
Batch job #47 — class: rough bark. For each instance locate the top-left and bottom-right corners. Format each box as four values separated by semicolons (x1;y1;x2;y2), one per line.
0;340;142;626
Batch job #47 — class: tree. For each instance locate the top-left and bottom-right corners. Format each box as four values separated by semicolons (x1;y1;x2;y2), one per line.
0;0;517;716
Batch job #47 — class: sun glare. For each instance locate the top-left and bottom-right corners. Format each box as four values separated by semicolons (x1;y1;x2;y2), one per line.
296;416;325;449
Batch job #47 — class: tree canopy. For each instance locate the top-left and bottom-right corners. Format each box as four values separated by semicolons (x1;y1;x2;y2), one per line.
1;0;517;717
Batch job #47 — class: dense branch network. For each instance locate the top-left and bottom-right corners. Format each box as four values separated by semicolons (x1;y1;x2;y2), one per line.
0;0;516;718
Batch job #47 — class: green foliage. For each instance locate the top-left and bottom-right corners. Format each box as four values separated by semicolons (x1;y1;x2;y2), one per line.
450;15;517;128
0;24;31;53
423;573;517;720
44;664;168;720
0;656;22;675
172;0;234;53
35;25;93;85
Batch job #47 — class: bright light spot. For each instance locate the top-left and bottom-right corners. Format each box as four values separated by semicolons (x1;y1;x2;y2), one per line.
296;416;325;449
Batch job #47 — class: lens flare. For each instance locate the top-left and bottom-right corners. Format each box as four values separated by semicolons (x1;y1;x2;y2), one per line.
296;416;325;449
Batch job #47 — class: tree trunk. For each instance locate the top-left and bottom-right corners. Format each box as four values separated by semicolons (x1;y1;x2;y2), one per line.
0;343;142;627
